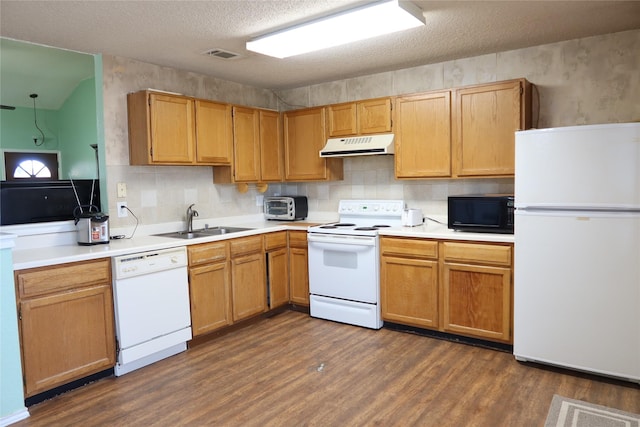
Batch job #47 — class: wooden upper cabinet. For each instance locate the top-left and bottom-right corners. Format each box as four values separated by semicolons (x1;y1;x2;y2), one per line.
283;106;343;182
327;103;357;137
233;106;261;182
259;109;284;182
128;91;233;166
128;91;196;165
195;100;233;165
327;97;392;137
358;97;392;135
453;79;531;177
394;91;452;179
214;107;283;184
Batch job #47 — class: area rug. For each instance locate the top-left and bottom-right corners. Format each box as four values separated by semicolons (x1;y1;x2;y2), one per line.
545;394;640;427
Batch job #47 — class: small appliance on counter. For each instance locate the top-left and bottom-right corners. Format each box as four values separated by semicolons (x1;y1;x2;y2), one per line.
264;196;308;221
74;205;110;245
401;208;423;227
447;194;514;233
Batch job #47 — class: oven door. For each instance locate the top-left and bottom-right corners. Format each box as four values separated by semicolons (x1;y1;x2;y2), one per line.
307;233;378;303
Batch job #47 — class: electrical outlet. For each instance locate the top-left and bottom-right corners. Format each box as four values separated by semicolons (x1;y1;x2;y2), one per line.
117;202;128;218
256;195;264;207
117;182;127;198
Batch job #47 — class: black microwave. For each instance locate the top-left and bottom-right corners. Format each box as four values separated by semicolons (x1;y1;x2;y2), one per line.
448;194;515;234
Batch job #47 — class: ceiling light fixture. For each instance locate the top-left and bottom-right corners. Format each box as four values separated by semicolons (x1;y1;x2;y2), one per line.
246;0;425;59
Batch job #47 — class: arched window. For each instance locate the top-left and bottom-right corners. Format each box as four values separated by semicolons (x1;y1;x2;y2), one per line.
4;152;59;180
13;159;52;178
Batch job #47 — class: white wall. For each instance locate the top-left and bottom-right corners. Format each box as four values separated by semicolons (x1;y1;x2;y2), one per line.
103;29;640;228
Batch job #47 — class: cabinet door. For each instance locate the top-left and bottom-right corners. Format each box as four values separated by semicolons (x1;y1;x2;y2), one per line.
149;93;195;164
267;247;289;308
453;80;524;177
233;106;261;182
289;247;309;306
283;107;332;181
189;261;231;336
394;92;451;178
195;100;233;164
231;252;266;321
20;285;115;397
381;256;439;328
259;109;284;182
358;98;392;135
441;263;512;342
327;103;357;137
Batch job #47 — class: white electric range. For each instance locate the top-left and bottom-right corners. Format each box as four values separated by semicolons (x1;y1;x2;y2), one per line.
307;199;405;329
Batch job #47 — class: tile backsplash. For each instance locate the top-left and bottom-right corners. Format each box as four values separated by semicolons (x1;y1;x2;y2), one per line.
104;29;639;228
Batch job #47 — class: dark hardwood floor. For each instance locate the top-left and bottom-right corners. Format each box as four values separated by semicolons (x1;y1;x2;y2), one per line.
16;310;639;426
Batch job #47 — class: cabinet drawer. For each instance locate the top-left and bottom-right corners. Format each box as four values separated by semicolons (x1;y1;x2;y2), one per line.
442;242;512;266
230;235;263;257
288;231;308;248
264;231;287;251
16;258;111;299
189;241;228;266
380;237;438;259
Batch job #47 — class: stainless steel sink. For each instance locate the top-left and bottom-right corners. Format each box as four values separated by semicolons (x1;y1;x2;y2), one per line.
155;226;253;239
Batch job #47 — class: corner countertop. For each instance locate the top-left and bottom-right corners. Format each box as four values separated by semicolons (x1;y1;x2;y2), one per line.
10;216;513;271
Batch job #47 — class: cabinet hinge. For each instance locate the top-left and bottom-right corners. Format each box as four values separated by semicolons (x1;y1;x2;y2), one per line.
23;374;26;387
150;147;153;157
115;337;120;360
18;307;21;321
520;86;523;95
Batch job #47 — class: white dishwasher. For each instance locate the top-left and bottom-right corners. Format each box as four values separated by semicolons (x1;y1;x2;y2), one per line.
112;246;192;376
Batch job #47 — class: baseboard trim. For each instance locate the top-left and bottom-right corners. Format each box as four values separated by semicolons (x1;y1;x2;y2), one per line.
0;408;29;427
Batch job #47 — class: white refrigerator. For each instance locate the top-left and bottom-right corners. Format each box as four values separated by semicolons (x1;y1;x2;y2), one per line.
513;123;640;383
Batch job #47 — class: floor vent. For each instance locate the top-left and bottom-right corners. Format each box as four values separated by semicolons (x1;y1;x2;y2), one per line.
203;48;242;60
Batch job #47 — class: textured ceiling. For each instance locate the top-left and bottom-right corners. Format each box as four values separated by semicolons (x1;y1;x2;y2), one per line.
1;0;640;109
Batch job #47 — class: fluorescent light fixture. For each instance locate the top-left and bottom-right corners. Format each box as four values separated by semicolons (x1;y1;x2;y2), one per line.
246;0;425;59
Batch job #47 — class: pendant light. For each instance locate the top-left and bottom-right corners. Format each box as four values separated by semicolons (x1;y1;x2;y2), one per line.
30;93;46;146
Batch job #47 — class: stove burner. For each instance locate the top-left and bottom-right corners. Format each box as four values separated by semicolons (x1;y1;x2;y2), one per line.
354;227;378;231
373;224;390;228
320;225;337;229
334;223;356;227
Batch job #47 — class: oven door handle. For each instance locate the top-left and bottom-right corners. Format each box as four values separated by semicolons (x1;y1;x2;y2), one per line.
307;234;376;249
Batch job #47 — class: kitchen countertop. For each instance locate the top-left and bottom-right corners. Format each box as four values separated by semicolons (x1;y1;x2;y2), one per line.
379;220;515;244
11;217;513;271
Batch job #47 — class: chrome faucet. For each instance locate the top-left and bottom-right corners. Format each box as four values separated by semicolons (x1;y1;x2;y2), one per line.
186;204;199;233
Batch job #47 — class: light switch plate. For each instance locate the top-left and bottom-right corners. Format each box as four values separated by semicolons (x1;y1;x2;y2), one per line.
256;195;264;207
117;182;127;198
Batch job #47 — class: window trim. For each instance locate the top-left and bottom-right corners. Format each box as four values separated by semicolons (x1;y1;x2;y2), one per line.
2;149;62;181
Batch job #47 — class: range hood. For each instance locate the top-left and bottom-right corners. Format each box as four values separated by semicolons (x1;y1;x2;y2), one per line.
319;134;395;157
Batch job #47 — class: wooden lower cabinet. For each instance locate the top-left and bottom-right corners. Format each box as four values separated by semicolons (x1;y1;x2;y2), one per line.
188;241;231;336
15;259;115;397
380;237;439;328
440;242;513;343
230;236;267;321
265;232;289;309
288;231;309;306
380;237;513;344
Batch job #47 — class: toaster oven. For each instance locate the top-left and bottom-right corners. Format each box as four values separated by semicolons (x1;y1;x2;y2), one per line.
264;196;308;221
